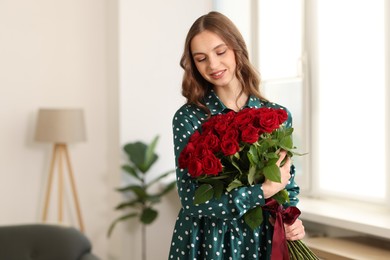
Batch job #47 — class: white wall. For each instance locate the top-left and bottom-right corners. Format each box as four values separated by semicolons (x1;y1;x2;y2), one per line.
118;1;212;259
0;0;119;259
0;0;212;259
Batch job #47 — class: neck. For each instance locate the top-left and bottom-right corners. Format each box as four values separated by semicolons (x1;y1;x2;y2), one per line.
213;84;248;112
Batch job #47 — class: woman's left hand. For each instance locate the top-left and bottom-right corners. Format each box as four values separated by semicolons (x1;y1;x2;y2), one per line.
284;218;305;241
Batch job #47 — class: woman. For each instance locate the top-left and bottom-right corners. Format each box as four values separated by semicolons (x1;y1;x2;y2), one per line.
169;11;305;259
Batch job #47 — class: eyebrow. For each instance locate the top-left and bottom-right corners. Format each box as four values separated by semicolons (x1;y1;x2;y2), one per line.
192;43;228;56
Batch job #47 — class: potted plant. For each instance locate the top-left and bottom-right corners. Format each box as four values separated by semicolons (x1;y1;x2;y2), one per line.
108;135;176;260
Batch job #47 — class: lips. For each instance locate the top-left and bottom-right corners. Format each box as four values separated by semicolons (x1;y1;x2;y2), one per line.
210;70;226;79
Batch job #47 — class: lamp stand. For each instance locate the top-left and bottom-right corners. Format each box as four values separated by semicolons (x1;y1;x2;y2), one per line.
42;143;85;233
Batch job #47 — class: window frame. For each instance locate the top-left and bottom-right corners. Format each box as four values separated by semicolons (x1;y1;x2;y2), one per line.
304;0;390;205
214;0;390;206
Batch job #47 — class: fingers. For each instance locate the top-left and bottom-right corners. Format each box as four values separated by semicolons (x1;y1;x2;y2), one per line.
280;157;291;186
284;219;305;241
276;150;287;166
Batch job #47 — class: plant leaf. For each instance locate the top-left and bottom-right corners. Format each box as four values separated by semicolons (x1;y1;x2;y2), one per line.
244;206;263;230
211;180;224;199
194;184;214;205
265;152;279;159
248;145;259;165
144;135;159;172
247;165;257;185
226;179;243;192
263;164;281;183
231;159;243;175
272;189;290;205
280;135;293;149
146;169;175;188
121;165;142;181
145;195;161;204
123;141;147;171
140;207;158;224
115;198;141;210
116;185;147;199
107;212;138;237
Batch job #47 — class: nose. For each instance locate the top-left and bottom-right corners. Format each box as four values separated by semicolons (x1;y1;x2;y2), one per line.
208;55;220;69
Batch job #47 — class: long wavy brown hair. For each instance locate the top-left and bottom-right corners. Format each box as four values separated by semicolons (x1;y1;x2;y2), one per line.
180;11;267;114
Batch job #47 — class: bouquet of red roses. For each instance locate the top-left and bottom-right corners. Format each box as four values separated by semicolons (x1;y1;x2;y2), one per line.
179;107;318;260
179;107;295;215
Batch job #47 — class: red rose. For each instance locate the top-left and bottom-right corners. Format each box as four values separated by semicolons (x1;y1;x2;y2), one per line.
223;111;236;122
178;142;195;168
255;108;280;133
194;143;213;158
241;124;259;144
189;130;202;143
235;108;255;128
276;109;288;124
188;158;203;177
214;120;229;136
223;126;239;141
202;153;222;176
203;133;220;153
221;138;240;156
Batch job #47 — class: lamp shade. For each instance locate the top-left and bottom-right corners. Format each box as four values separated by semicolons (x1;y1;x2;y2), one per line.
35;108;86;143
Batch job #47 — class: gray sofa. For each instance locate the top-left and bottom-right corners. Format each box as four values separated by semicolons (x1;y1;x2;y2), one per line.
0;224;99;260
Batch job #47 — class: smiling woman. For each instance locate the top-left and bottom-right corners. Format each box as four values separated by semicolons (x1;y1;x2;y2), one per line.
167;11;315;260
191;33;235;82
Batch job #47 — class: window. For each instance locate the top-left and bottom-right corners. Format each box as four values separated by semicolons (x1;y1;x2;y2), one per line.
213;0;309;190
213;0;389;203
311;0;386;201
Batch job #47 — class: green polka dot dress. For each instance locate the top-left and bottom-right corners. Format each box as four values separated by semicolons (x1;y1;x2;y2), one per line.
169;90;300;260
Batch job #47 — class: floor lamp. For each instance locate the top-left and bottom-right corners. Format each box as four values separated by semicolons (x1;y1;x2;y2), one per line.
35;108;86;233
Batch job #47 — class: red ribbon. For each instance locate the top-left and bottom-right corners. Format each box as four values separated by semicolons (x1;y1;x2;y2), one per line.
263;199;301;260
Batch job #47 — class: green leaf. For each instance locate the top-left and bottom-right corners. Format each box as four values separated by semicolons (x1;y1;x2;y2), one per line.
116;185;147;199
212;180;224;199
265;152;279;159
285;127;294;136
263;164;281;183
247;165;257;185
194;184;214;205
272;189;290;205
226;179;243;192
280;135;293;149
144;135;159;172
231;159;243;175
140;207;158;224
146;169;175;188
244;206;263;230
123;138;158;173
124;141;148;170
248;145;259;165
115;199;140;210
107;212;138;237
145;195;161;204
121;165;142;181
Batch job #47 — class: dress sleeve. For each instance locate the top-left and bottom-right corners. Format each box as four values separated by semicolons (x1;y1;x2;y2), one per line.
172;109;266;220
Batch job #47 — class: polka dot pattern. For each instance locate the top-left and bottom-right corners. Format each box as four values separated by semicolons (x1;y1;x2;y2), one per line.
169;90;300;259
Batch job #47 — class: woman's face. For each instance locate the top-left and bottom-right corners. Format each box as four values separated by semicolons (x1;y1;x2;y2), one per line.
190;30;238;89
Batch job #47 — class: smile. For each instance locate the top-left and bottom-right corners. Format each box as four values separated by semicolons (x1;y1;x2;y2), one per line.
210;70;225;79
